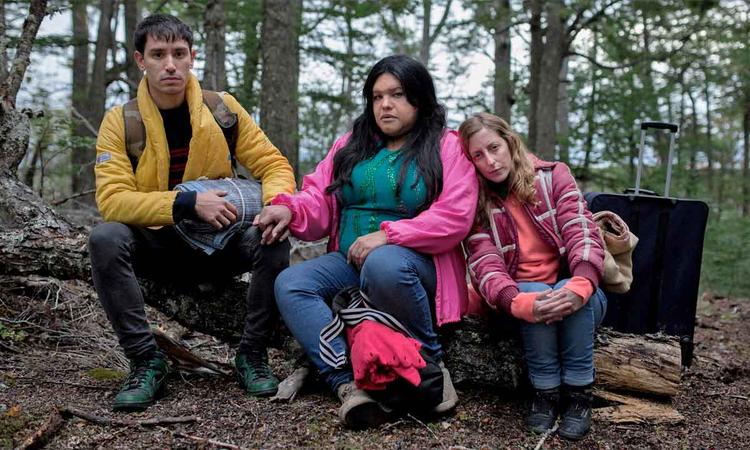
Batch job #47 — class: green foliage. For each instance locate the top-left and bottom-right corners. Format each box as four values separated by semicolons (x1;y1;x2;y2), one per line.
0;323;27;343
701;211;750;297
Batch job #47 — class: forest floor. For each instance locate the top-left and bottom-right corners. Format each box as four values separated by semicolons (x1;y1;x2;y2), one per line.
2;277;748;450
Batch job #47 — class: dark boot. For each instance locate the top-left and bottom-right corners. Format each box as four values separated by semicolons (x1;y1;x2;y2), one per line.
113;351;169;412
526;387;560;434
235;351;279;397
526;388;560;434
558;383;593;440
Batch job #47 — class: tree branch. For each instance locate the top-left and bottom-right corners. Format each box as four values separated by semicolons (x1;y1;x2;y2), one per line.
427;0;453;48
0;0;48;108
567;0;626;44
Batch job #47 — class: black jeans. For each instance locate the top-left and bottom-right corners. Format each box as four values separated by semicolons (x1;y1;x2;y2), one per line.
88;222;289;360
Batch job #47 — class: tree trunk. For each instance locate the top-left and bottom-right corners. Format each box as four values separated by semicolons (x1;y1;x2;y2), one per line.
203;0;227;91
533;0;565;160
526;0;543;149
260;0;301;179
72;0;115;197
493;0;513;122
71;0;91;198
0;0;8;85
582;29;599;184
237;0;263;113
0;0;47;175
743;97;749;217
419;0;452;67
556;57;569;163
123;0;141;98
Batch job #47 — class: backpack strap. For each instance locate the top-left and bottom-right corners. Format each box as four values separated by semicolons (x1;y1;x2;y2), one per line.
202;90;239;169
121;90;239;174
122;99;145;173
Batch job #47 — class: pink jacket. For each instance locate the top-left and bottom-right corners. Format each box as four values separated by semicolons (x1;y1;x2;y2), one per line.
464;156;604;314
271;130;479;326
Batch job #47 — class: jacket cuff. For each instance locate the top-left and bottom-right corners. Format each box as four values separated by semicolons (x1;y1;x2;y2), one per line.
379;221;393;244
270;194;296;220
563;276;595;304
572;261;601;286
510;292;537;323
496;285;520;313
172;191;197;223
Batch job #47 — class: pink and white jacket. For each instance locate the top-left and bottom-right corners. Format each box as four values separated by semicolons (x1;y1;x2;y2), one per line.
271;131;479;326
464;155;604;315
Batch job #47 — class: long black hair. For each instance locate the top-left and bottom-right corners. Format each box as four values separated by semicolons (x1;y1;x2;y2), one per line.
326;55;446;212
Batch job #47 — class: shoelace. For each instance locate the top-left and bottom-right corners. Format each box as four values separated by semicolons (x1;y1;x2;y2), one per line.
243;356;272;378
122;362;151;390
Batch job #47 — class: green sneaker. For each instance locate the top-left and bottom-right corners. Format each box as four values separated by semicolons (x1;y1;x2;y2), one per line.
113;352;169;412
235;352;279;397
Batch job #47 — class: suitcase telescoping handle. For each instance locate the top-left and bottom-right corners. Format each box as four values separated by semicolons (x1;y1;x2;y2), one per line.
634;121;679;197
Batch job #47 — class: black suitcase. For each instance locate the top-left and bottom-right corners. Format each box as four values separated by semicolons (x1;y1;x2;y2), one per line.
584;121;709;367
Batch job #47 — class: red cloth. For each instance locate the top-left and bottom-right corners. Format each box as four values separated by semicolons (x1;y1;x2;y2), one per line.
346;321;426;390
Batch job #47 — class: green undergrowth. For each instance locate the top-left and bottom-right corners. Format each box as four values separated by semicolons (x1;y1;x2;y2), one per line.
700;210;750;298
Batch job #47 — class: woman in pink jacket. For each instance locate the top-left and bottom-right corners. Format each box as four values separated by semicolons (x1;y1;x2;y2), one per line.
255;55;478;429
459;113;606;440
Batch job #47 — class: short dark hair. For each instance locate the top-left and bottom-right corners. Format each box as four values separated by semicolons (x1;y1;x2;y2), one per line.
134;14;193;54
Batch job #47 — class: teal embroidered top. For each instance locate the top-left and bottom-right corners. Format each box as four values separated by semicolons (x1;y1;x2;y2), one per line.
338;147;427;256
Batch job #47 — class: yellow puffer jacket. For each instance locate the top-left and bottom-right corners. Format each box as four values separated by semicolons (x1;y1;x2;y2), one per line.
94;74;296;226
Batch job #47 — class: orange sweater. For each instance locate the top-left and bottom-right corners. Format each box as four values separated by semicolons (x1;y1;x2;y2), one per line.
505;195;594;322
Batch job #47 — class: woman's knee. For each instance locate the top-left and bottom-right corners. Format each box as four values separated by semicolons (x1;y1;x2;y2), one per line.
517;281;552;293
361;245;415;286
274;266;303;304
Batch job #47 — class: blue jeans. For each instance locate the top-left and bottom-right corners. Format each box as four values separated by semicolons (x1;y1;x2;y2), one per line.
518;279;607;389
275;245;438;391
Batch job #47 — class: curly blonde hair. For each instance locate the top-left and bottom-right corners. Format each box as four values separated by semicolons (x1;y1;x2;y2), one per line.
458;112;537;227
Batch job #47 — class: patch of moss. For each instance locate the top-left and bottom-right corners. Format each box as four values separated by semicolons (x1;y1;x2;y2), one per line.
86;367;126;381
0;409;27;449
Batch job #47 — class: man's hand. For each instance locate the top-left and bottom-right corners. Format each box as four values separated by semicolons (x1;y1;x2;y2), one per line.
347;230;388;269
253;205;292;245
533;288;585;324
195;190;238;230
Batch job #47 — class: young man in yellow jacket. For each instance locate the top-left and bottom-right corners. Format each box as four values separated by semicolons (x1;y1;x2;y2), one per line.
88;14;296;412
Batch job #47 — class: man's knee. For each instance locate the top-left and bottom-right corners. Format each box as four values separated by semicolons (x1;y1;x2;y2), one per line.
259;239;291;272
88;222;134;266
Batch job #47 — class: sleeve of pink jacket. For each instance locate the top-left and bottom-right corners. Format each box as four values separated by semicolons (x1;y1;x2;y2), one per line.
270;133;349;242
551;163;605;286
379;131;479;255
464;223;519;313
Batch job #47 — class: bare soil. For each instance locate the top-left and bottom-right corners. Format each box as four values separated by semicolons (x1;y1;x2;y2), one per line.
1;281;748;449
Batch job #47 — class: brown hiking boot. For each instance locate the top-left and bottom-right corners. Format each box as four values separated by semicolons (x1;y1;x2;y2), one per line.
431;361;458;414
336;382;392;429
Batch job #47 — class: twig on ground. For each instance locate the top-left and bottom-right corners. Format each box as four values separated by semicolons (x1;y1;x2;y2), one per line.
533;422;559;450
170;430;241;449
60;406;197;427
729;395;748;400
14;409;65;450
0;340;21;353
14;377;111;390
406;413;442;447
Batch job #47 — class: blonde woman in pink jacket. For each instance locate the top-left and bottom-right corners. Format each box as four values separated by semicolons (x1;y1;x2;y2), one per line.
460;113;606;441
254;55;478;429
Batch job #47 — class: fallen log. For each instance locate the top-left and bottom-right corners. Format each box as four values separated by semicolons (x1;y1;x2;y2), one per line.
594;330;682;397
593;390;684;425
443;315;682;397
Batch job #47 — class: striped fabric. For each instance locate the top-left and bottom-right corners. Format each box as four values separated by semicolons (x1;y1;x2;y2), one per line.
319;287;413;369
